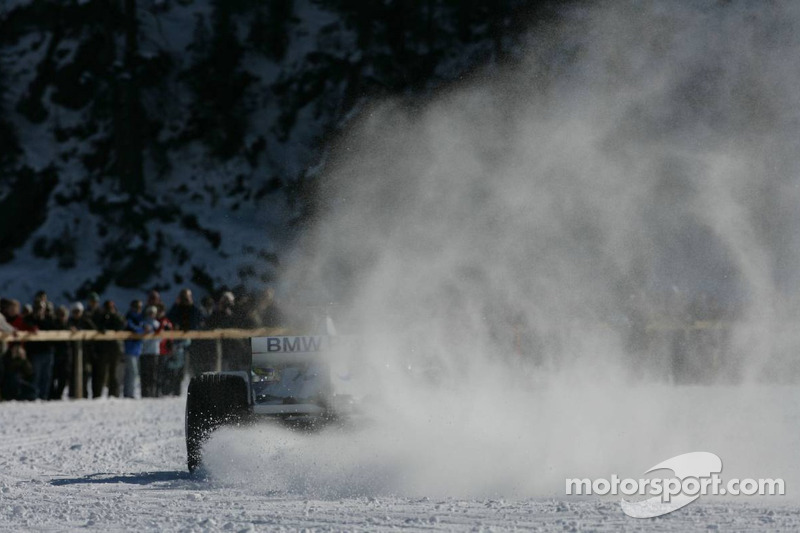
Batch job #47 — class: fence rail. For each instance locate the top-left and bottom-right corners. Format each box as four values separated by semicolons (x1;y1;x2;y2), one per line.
0;327;289;342
645;320;733;332
0;321;734;343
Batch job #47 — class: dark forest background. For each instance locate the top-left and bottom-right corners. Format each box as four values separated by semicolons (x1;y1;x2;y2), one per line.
0;0;562;301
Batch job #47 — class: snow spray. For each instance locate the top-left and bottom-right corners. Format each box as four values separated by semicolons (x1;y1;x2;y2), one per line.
204;2;800;499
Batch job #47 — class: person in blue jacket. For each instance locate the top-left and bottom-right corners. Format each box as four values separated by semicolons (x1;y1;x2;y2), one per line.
123;300;145;398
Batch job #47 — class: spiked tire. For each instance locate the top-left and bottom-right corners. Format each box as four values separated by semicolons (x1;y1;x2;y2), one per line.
185;374;249;472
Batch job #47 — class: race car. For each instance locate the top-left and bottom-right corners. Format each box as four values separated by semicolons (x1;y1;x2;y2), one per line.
185;334;358;472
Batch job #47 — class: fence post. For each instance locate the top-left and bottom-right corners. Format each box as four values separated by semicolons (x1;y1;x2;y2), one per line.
215;339;222;372
73;341;83;399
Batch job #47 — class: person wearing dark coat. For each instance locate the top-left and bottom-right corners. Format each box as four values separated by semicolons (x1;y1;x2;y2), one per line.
166;289;205;331
49;306;72;400
1;344;35;401
92;300;125;398
189;294;216;375
251;287;286;328
68;302;97;399
25;301;56;400
206;291;252;371
166;289;205;389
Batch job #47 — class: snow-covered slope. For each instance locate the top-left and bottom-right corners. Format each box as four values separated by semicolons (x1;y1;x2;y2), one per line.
0;0;330;301
0;0;530;303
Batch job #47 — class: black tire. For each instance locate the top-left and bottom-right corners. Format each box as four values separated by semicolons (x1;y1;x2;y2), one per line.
186;374;249;472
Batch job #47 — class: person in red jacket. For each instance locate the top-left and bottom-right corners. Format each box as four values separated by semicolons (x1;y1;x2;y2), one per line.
2;299;35;332
1;299;38;369
0;299;14;335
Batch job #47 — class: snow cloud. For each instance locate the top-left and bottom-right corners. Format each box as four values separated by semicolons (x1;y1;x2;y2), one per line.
210;1;800;499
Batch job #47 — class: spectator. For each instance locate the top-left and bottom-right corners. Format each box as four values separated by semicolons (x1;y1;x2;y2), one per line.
233;291;257;328
26;300;55;400
68;302;96;399
0;298;15;358
146;290;162;309
208;291;250;371
0;298;16;394
4;299;34;331
33;290;47;308
214;291;236;321
82;291;103;397
157;304;181;396
252;287;286;328
167;288;204;388
167;289;205;331
2;299;35;340
200;295;215;318
189;294;216;375
49;305;72;400
139;306;160;398
86;292;102;323
123;300;145;399
93;300;124;399
0;298;15;333
196;292;227;375
1;344;35;401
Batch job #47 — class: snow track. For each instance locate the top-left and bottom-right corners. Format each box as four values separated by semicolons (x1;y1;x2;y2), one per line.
0;396;798;531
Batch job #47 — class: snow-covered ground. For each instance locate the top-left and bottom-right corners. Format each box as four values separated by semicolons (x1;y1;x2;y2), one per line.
1;384;799;532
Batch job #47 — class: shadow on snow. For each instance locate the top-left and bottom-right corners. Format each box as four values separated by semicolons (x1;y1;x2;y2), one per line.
50;470;197;487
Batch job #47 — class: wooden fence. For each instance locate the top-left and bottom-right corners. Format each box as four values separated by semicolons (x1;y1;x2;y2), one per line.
0;328;289;342
0;328;289;398
0;321;733;398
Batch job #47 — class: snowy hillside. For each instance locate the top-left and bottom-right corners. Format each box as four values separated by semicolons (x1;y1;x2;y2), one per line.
0;0;541;303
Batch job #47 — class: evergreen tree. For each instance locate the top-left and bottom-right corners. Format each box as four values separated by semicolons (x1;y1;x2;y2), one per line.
248;0;294;62
115;0;145;195
184;0;254;159
0;0;566;290
0;57;20;172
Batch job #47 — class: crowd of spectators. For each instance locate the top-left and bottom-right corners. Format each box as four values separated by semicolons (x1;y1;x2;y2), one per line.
0;287;285;402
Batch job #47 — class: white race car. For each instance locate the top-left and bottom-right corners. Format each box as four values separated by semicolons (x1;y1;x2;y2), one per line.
185;335;359;472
